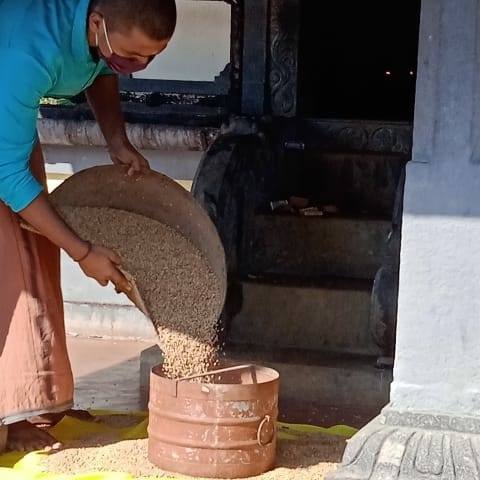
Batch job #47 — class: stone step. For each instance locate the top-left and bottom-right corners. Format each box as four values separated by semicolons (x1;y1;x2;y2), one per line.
245;214;391;280
228;276;379;356
140;345;391;426
278;151;405;218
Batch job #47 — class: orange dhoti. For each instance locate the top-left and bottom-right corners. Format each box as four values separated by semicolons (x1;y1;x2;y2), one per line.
0;142;73;425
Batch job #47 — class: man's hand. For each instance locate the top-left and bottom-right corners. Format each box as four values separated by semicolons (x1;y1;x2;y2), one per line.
78;245;132;294
86;75;150;175
108;138;150;176
20;194;131;295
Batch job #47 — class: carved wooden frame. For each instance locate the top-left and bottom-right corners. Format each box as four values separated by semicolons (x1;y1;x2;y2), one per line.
269;0;300;117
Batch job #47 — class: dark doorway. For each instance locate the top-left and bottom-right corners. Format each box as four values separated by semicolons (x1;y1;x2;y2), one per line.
298;1;422;121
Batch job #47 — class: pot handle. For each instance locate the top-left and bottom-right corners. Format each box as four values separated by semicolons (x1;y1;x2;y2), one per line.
257;415;274;446
166;364;258;397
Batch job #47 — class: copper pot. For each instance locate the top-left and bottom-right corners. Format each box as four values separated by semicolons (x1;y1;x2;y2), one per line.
148;364;280;478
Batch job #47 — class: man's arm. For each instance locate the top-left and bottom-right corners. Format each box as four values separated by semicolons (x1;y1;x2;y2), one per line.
86;74;150;174
20;193;129;291
20;193;90;260
0;51;130;292
0;53;84;258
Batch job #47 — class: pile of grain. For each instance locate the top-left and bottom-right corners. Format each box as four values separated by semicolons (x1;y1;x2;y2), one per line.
41;435;345;479
58;206;223;379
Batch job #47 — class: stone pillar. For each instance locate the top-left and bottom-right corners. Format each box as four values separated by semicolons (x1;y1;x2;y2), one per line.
330;1;480;478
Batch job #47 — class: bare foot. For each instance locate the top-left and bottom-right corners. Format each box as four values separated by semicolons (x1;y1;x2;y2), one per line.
7;421;62;452
29;409;95;428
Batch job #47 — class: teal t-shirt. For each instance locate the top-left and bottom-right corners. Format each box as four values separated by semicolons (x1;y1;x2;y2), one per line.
0;0;113;212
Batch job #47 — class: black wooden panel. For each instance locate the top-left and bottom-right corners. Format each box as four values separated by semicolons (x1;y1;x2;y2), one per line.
241;0;268;115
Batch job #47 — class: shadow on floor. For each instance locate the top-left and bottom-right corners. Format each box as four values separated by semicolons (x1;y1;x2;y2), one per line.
73;356;142;412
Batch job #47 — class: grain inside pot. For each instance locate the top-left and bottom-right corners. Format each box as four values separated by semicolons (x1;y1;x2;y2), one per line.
57;206;223;379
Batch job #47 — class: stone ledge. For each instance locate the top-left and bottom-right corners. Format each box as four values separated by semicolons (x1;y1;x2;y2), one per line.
140;345;163;409
38;118;218;151
64;302;157;341
384;408;480;435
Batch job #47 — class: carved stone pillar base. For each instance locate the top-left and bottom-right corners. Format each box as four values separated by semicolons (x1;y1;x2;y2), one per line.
328;409;480;480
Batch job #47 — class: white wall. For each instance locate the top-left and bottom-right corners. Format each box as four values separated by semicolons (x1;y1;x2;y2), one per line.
134;0;231;81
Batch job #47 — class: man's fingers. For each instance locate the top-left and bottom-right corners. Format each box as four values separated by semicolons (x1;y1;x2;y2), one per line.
125;156;140;176
110;267;132;293
133;157;142;171
96;278;108;287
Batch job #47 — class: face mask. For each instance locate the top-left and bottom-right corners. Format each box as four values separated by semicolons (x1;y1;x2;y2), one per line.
96;19;152;75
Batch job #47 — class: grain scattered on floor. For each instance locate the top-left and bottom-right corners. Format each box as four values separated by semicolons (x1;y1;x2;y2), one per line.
41;434;346;479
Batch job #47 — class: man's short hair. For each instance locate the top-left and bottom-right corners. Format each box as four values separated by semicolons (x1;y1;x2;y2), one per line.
90;0;177;41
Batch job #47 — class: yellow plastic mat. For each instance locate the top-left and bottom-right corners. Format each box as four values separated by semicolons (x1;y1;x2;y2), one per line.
0;411;357;480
